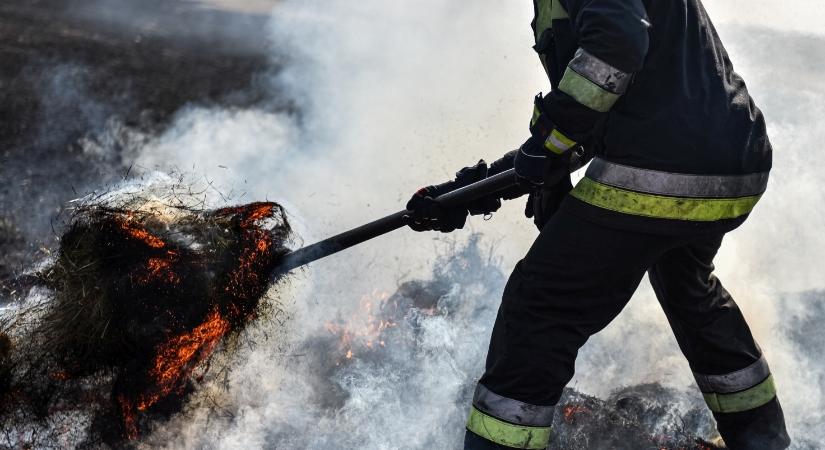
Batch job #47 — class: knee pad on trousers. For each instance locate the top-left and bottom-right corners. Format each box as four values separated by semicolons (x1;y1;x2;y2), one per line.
714;397;790;450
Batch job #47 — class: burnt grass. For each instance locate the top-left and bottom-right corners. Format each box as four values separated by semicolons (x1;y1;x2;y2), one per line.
0;0;279;283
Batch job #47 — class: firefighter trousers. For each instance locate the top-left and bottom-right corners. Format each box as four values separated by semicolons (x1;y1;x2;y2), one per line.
465;203;790;449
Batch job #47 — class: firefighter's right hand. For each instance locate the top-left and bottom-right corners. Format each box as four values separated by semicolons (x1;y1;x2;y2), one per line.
525;173;573;231
405;188;469;233
516;93;579;188
514;136;553;187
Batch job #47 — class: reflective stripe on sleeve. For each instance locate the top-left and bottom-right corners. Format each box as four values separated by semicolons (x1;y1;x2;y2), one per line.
550;0;569;21
558;69;621;112
531;105;542;128
535;0;569;39
466;407;552;450
567;48;633;95
534;0;554;37
558;49;632;112
544;128;577;155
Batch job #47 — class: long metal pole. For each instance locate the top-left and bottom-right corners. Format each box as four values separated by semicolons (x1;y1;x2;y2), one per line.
273;169;517;277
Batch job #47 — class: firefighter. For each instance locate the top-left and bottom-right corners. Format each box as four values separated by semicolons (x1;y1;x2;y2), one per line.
405;0;791;448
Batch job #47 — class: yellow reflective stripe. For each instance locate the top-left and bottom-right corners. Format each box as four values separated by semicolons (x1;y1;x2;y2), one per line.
558;67;621;113
550;0;569;20
534;0;569;41
466;406;552;450
571;178;762;221
531;105;541;128
703;375;777;414
544;128;576;155
534;0;553;41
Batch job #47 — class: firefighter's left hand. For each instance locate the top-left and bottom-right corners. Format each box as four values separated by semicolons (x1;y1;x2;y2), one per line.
405;160;502;233
405;188;469;232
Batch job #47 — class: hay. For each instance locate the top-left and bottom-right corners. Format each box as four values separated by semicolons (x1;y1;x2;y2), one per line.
0;188;293;447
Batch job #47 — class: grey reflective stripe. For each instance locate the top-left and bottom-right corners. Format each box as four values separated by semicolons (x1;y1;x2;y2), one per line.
694;356;771;394
567;48;633;95
587;158;769;199
473;384;555;427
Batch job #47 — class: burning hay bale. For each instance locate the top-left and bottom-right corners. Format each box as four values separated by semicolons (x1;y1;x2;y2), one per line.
0;187;293;446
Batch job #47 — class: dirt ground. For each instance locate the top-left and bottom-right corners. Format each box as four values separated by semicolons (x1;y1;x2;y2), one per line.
0;0;279;283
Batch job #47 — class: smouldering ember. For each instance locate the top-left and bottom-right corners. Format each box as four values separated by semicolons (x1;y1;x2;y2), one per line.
0;197;293;446
324;291;397;362
562;404;591;423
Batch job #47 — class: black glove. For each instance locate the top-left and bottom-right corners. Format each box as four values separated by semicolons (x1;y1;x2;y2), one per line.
514;94;580;187
405;160;502;233
525;173;573;231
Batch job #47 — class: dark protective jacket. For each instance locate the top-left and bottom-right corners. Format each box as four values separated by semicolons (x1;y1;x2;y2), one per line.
530;0;772;232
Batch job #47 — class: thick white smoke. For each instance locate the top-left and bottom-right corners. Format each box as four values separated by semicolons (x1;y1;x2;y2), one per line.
128;0;825;448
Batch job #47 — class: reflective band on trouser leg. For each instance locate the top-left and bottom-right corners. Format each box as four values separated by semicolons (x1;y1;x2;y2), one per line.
695;356;778;414
467;408;552;449
558;48;632;113
571;178;761;221
703;376;777;413
466;384;554;449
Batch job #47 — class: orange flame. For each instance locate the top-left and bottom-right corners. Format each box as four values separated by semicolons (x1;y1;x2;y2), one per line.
325;291;396;362
136;310;230;412
242;203;276;225
49;370;71;381
562;404;590;423
139;255;181;285
117;217;166;249
118;395;138;440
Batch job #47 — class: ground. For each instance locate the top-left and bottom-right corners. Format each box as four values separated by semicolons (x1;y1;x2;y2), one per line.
0;0;277;283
